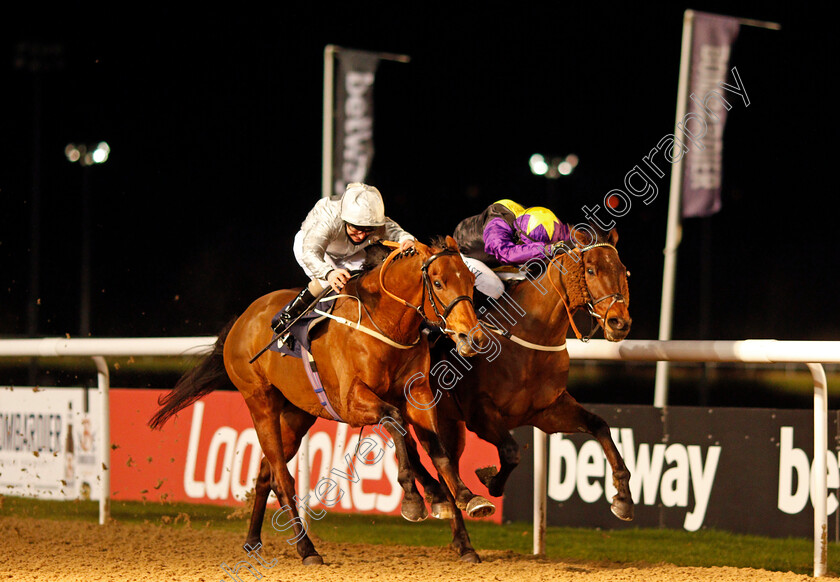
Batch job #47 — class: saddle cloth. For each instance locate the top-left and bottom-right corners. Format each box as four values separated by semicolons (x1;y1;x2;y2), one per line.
269;295;336;358
268;293;344;422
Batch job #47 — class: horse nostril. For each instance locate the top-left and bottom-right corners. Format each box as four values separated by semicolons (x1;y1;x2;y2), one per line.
456;333;474;353
608;317;625;330
460;330;487;353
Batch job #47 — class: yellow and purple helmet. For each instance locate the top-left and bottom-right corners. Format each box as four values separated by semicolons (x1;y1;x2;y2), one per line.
493;199;526;217
515;206;569;244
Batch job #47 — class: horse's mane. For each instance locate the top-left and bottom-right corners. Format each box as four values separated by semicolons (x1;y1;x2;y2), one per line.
361;236;459;273
571;221;615;246
362;242;392;271
428;235;457;253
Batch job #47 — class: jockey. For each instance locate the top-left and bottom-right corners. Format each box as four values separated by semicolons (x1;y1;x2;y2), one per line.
453;200;570;299
277;183;416;329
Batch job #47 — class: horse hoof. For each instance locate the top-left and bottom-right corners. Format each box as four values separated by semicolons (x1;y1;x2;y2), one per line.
487;483;505;498
610;499;634;521
430;501;455;520
459;551;481;563
401;502;428;522
466;496;495;518
302;555;324;566
475;466;498;488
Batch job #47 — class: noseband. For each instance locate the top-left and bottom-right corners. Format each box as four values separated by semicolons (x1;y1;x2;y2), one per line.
379;246;473;334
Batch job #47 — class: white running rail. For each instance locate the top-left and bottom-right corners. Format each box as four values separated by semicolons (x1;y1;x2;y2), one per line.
531;338;840;578
2;337;837;576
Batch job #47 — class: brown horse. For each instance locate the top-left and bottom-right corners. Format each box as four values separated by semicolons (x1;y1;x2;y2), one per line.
149;236;494;564
408;225;634;561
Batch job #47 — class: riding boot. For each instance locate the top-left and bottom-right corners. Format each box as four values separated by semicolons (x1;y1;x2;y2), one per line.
273;287;317;333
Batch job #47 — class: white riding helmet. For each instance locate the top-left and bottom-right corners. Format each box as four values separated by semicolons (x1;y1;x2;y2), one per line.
340;183;387;227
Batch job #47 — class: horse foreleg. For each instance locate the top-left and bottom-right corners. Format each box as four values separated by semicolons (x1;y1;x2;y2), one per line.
531;391;634;521
416;418;481;563
347;380;428;522
403;430;452;520
403;401;494;519
465;397;521;498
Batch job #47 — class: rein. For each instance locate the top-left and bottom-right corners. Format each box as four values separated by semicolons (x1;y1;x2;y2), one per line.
483;240;628;351
312;301;420;349
481;321;567;352
314;241;474;349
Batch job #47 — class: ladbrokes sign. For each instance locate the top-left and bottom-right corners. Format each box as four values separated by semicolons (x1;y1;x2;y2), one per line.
502;405;840;539
106;389;500;522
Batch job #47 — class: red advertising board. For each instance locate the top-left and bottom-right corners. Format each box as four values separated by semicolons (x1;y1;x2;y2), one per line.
109;389;502;522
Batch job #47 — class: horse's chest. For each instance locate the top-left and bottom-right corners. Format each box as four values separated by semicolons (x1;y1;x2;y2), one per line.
490;367;567;418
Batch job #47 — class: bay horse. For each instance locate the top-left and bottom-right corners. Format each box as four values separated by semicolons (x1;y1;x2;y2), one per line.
411;225;634;561
149;236;494;564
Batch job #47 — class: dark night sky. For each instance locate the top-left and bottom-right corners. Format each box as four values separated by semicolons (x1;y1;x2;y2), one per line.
0;5;837;341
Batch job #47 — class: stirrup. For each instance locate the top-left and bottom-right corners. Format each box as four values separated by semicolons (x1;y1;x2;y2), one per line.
273;312;295;334
278;332;294;350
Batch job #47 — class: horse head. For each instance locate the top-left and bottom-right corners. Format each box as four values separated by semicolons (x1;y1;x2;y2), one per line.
375;236;487;356
560;225;632;342
416;236;488;356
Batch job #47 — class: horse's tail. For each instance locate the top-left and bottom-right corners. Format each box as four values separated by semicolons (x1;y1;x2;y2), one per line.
148;319;236;430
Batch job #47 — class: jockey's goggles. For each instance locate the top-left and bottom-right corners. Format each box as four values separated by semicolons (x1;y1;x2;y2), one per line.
346;223;377;234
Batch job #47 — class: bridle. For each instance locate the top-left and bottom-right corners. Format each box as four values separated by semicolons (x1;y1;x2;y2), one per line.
547;241;628;342
378;244;473;335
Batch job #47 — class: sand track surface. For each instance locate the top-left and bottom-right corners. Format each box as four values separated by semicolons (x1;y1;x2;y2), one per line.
0;516;816;581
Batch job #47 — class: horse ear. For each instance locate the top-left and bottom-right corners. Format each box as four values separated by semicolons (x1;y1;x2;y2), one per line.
571;225;594;247
445;235;460;252
608;229;619;245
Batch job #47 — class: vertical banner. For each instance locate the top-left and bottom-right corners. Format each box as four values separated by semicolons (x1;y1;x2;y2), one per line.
680;12;740;218
331;49;381;199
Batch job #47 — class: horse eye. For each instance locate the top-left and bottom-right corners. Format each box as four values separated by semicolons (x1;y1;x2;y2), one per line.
586;268;595;275
434;280;443;289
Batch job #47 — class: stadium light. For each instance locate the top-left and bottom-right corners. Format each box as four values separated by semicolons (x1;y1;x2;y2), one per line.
64;141;110;337
529;153;549;176
530;152;578;179
65;142;110;167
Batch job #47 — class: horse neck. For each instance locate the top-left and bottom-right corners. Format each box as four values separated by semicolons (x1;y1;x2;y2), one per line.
357;255;425;342
508;252;583;342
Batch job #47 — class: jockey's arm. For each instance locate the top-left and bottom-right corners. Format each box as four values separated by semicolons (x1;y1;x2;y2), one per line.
483;218;548;265
383;218;416;251
300;221;339;281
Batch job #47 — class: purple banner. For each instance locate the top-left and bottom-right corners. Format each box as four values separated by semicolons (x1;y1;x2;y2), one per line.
680;12;740;218
332;49;381;199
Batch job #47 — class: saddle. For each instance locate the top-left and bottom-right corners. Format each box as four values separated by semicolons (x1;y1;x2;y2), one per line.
492;264;527;283
269;295;337;358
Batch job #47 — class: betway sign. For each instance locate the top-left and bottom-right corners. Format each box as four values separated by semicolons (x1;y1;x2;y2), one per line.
548;429;721;531
502;405;840;539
